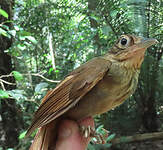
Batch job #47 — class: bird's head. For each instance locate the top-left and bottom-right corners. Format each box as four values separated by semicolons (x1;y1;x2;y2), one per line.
109;34;158;69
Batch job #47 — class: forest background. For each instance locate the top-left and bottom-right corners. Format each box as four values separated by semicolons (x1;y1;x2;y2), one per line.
0;0;162;150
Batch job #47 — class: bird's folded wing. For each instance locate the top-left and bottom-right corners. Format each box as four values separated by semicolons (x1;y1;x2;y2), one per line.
26;57;111;136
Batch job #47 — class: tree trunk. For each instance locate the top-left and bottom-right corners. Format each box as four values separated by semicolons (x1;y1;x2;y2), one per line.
0;0;23;149
87;0;101;56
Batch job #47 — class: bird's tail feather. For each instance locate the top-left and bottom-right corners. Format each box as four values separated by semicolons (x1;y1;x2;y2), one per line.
29;120;57;150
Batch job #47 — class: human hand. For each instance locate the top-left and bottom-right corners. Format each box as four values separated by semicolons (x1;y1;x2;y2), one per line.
56;117;94;150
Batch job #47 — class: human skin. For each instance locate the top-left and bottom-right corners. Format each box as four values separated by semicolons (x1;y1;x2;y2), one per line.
56;117;94;150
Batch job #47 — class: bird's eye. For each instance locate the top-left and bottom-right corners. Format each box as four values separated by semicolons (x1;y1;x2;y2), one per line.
120;38;128;45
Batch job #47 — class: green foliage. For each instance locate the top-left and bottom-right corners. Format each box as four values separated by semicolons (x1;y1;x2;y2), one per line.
8;90;26;101
19;131;27;139
12;71;23;81
0;8;8;18
106;133;116;142
35;82;49;93
0;90;9;99
0;27;8;36
25;36;37;44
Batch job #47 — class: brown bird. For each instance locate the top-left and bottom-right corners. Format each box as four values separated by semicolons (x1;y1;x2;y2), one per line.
26;35;157;150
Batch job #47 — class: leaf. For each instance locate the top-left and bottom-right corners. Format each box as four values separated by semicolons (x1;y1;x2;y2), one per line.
17;44;26;50
87;144;95;150
0;28;7;36
14;25;20;31
8;90;25;100
8;30;16;36
19;131;27;139
96;125;104;133
89;14;100;23
17;30;31;36
48;68;54;75
106;133;116;142
12;71;23;81
0;90;9;99
1;24;9;30
25;36;37;44
35;82;49;93
73;53;77;59
19;36;26;40
55;69;59;73
110;10;118;18
102;26;111;36
0;8;8;18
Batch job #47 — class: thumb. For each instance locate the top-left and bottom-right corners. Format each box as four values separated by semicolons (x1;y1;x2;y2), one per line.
56;119;91;150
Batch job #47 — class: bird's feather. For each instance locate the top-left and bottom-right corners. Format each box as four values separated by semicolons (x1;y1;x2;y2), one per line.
26;57;111;137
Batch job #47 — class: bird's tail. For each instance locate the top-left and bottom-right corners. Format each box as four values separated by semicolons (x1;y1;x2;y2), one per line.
29;120;57;150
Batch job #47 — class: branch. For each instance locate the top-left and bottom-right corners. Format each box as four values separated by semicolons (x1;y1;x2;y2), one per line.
0;81;6;90
31;73;60;83
0;78;16;85
0;95;40;106
0;73;60;83
111;132;163;145
0;72;13;78
48;32;56;71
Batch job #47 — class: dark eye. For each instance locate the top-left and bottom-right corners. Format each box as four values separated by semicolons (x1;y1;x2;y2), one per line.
120;38;127;45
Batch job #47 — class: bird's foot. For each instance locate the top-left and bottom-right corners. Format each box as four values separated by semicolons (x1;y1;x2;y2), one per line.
80;125;95;138
80;125;109;144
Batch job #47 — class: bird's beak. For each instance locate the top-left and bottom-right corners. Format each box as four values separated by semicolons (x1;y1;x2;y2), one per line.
137;37;158;49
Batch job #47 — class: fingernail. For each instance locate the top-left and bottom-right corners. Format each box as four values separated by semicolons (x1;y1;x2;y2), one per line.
59;127;72;139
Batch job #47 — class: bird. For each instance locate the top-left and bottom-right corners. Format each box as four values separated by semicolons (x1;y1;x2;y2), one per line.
26;34;157;150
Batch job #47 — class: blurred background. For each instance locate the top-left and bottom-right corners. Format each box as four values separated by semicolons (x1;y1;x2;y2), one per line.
0;0;162;149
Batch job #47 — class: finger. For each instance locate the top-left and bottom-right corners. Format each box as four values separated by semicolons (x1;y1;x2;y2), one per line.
56;120;85;150
56;118;94;150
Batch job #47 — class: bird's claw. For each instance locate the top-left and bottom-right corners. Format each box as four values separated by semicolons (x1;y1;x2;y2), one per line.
80;125;95;138
80;125;109;144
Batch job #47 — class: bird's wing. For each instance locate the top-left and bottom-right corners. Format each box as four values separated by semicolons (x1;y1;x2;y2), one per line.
26;57;111;136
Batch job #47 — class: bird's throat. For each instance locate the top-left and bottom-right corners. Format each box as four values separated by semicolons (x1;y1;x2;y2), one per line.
121;54;145;70
103;52;145;70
